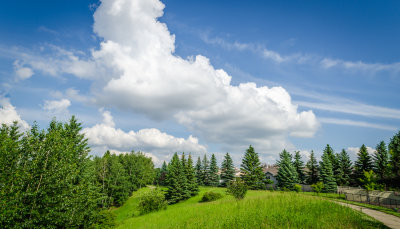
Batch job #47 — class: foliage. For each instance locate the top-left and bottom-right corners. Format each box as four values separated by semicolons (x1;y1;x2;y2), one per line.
319;150;337;193
220;153;235;187
336;149;352;186
227;177;248;200
93;210;116;229
311;182;324;195
240;145;266;189
293;184;302;193
373;141;389;181
276;149;298;190
209;154;220;186
165;153;189;204
185;154;199;195
293;151;306;184
323;144;340;183
137;189;167;215
389;131;400;179
200;191;223;202
157;161;168;186
305;150;319;184
353;144;373;185
201;154;211;186
360;170;383;191
195;156;203;186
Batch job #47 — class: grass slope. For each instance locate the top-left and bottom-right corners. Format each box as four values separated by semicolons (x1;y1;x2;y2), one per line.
113;187;388;229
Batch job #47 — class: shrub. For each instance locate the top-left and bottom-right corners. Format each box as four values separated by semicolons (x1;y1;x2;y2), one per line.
93;210;116;229
201;191;223;202
227;177;248;200
293;184;302;193
138;189;167;215
312;182;324;195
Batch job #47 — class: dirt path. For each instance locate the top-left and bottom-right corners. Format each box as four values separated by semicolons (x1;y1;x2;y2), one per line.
335;202;400;229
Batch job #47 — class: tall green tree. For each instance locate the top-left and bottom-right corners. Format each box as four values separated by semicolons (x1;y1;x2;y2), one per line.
323;144;340;182
202;154;210;186
186;154;199;195
336;149;352;186
165;153;189;203
209;154;219;186
389;131;400;181
373;141;389;181
195;156;203;186
319;150;337;192
305;150;319;184
276;149;298;189
293;151;306;184
353;144;373;185
240;146;266;189
220;153;235;187
158;161;168;186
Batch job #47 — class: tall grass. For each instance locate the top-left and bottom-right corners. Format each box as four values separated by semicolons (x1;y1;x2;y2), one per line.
114;187;388;229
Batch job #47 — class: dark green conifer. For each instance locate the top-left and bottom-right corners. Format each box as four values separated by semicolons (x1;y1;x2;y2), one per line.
209;154;219;186
293;151;306;184
336;149;352;186
305;150;319;184
240;145;266;189
353;144;373;185
202;154;211;186
195;156;203;186
166;153;188;203
220;153;235;187
319;151;337;192
276;149;298;189
186;154;199;195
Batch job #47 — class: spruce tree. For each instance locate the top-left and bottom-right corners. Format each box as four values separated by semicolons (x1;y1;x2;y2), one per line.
195;156;203;186
323;144;340;182
337;149;352;186
220;153;235;187
166;153;188;203
305;150;319;184
293;151;306;184
180;153;191;199
209;154;219;186
202;154;210;186
389;131;400;179
373;141;389;181
159;161;168;186
353;144;373;185
319;150;337;192
240;145;266;189
276;149;298;190
186;154;199;195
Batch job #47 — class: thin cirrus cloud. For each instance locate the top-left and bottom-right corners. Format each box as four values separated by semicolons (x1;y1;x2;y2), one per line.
319;118;397;131
9;0;319;157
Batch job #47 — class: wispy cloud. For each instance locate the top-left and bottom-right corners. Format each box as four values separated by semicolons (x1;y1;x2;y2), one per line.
319;117;397;131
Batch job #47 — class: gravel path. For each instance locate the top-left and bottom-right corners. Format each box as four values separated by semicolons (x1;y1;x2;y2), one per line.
336;202;400;229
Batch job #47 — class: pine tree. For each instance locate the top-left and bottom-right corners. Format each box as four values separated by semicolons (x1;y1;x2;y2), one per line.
374;141;389;181
305;150;319;184
293;151;306;184
180;153;191;199
186;154;199;195
276;149;298;189
220;153;235;187
336;149;352;186
323;144;340;182
353;144;373;185
202;154;210;186
195;156;203;186
319;150;337;192
240;146;266;190
209;154;219;186
159;161;168;186
166;153;188;203
389;131;400;179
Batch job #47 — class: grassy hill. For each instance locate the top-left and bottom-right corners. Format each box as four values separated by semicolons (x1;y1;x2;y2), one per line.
112;187;388;229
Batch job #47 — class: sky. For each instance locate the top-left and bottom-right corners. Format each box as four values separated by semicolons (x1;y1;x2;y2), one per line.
1;0;400;166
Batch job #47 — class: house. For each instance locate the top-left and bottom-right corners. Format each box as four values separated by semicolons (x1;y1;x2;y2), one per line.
263;165;278;187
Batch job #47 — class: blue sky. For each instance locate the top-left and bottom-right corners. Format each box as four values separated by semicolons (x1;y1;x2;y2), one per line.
1;0;399;166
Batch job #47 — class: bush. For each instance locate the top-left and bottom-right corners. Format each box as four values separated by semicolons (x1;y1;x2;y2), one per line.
312;182;324;195
201;191;223;202
138;189;167;215
227;177;248;200
293;184;302;193
93;210;116;229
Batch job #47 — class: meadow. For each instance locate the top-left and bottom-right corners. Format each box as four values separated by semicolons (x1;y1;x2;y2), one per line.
112;187;388;229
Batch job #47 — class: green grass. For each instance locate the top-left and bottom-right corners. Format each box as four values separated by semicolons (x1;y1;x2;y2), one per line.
112;187;388;228
301;192;400;218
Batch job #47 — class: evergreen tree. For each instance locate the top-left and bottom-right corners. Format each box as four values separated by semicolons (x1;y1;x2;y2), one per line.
319;150;337;192
305;150;319;184
180;153;190;197
185;154;199;195
276;149;298;189
323;144;340;182
159;161;168;186
220;153;235;187
209;154;219;186
195;156;203;186
373;141;389;181
240;146;266;189
202;154;211;186
166;153;188;203
336;149;352;186
389;131;400;180
293;151;306;184
353;144;373;185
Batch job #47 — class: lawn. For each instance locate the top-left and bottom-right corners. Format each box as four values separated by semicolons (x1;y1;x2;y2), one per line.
112;187;388;229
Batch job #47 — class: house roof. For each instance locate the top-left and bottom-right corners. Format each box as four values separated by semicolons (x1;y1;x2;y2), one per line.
263;165;278;176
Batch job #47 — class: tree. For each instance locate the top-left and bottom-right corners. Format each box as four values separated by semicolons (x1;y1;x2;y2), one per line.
220;153;235;187
336;149;352;186
276;149;298;190
209;154;219;186
293;151;306;184
158;161;168;186
195;156;203;186
319;150;337;192
165;153;188;203
373;141;389;182
202;154;210;186
240;145;266;190
389;131;400;180
185;154;199;195
353;144;373;185
305;150;319;184
323;144;340;182
227;177;247;200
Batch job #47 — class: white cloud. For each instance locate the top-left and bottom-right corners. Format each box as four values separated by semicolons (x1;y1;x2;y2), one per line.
13;60;34;80
0;97;30;130
83;110;207;156
43;99;71;117
319;118;397;131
